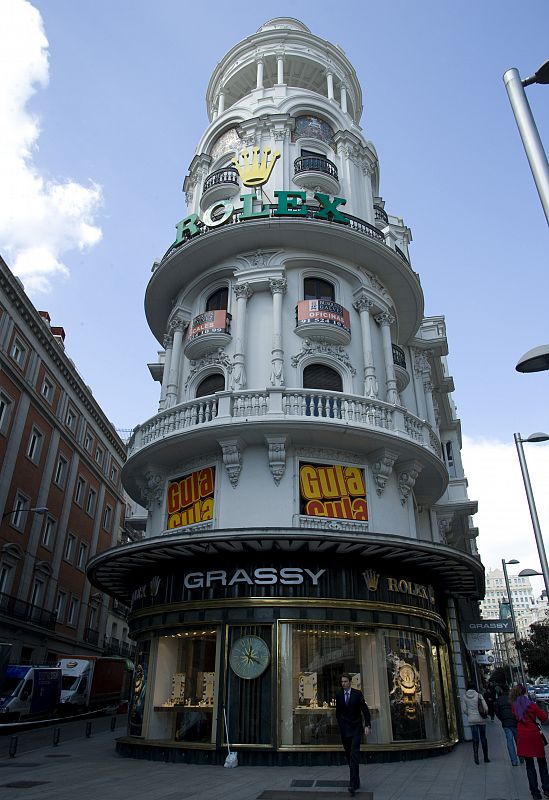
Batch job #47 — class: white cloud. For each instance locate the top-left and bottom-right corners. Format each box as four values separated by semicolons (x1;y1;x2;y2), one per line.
0;0;102;294
462;435;549;595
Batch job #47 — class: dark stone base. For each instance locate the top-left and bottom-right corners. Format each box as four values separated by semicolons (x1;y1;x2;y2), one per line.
115;737;455;765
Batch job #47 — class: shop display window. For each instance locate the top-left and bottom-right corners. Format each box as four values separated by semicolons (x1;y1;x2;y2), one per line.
151;628;219;744
279;622;448;747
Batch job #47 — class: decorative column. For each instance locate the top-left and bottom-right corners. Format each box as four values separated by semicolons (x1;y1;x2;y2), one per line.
353;293;378;398
165;316;186;408
276;52;284;85
232;283;253;390
326;70;334;100
375;312;399;404
340;83;348;114
269;277;287;387
414;350;437;429
158;333;173;411
217;89;225;115
256;58;264;89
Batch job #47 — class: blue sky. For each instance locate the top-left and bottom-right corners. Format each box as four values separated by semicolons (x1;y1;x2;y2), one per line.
1;0;549;588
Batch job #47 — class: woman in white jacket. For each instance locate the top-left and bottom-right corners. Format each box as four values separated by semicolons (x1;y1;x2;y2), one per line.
461;681;490;764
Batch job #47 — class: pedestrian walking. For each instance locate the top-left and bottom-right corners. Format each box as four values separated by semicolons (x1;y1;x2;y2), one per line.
495;684;521;766
510;684;549;800
484;682;497;721
336;673;371;796
461;681;490;764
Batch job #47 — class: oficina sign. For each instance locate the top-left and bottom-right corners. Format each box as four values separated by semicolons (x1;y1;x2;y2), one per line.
173;191;350;248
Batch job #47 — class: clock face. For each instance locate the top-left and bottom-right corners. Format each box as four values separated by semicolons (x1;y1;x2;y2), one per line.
229;635;270;680
398;664;416;690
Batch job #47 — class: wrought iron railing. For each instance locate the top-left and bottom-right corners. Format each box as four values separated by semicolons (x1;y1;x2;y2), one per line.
294;155;338;181
374;204;389;224
0;592;57;630
392;343;407;370
104;636;136;658
202;167;239;193
84;627;100;645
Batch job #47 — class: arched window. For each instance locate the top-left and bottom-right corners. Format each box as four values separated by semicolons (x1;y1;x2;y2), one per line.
206;287;228;311
302;364;342;418
303;277;334;301
303;364;342;391
196;373;225;398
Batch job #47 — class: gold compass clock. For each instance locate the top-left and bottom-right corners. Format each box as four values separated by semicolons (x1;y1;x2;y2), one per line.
229;635;270;679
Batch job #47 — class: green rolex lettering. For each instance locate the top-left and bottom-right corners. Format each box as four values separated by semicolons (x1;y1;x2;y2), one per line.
240;193;269;219
273;191;307;216
313;193;350;224
174;213;201;244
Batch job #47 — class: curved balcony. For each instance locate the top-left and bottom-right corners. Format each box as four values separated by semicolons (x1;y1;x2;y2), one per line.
294;299;351;345
124;388;445;505
183;310;232;359
293;155;340;195
200;167;240;210
374;204;389;226
392;343;410;392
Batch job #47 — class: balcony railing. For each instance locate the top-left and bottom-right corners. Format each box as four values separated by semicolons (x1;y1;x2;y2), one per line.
392;344;407;370
128;388;440;459
84;627;100;645
295;299;351;344
374;204;389;224
163;204;410;268
0;592;57;630
202;167;239;193
104;636;136;659
294;155;338;181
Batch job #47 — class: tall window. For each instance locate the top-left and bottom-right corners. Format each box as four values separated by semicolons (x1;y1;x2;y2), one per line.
303;364;342;392
77;542;88;570
303;277;335;301
95;446;104;466
67;597;79;626
66;407;77;431
205;287;228;311
41;377;54;403
54;454;68;487
42;516;56;548
85;488;97;516
27;427;43;463
64;533;76;562
0;392;13;434
196;373;225;398
9;493;29;530
10;338;27;366
55;591;67;622
74;476;86;505
0;564;13;595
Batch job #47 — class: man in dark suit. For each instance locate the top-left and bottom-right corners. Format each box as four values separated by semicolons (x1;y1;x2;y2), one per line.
336;673;371;796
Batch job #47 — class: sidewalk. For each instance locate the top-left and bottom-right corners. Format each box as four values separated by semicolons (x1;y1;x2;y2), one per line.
0;720;535;800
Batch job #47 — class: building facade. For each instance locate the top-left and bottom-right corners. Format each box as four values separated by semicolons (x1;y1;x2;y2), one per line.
0;255;127;664
89;18;484;763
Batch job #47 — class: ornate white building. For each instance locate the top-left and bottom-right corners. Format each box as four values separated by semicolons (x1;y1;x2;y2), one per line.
89;18;483;764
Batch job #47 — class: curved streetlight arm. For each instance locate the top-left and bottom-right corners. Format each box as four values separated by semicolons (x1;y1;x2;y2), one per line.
502;559;526;685
514;433;549;598
503;68;549;225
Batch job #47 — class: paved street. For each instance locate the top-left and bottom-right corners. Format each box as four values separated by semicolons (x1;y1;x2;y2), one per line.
0;719;539;800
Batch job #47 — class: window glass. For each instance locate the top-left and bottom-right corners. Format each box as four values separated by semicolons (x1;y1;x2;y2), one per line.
77;542;88;569
303;364;342;392
205;287;228;312
64;534;76;562
0;392;13;434
196;373;225;398
54;455;68;487
27;427;43;462
74;476;86;505
304;277;334;301
42;516;56;548
11;339;26;366
86;488;97;516
67;597;79;626
41;378;54;402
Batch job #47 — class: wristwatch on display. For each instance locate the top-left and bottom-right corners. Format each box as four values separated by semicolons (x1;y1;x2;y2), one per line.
229;635;270;679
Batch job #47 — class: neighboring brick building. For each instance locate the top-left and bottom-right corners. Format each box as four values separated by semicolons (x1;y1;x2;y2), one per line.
0;254;128;664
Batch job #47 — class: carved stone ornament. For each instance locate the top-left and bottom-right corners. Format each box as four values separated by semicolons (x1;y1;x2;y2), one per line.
369;448;399;496
265;435;287;485
234;282;253;301
291;338;356;376
396;460;423;505
352;294;375;314
184;348;232;390
163;333;172;350
358;269;389;299
139;470;164;508
413;348;432;377
269;277;287;295
437;514;454;545
218;437;245;487
168;315;187;335
374;311;395;328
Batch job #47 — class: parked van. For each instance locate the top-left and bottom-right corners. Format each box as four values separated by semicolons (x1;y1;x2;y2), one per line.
0;666;62;722
58;657;131;712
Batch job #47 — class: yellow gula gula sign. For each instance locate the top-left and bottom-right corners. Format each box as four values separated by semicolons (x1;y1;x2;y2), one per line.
167;467;215;529
299;463;368;521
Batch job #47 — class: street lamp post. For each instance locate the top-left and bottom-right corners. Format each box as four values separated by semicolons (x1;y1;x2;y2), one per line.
503;60;549;225
502;558;527;685
514;432;549;599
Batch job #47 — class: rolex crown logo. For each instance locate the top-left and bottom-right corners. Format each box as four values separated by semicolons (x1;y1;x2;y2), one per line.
231;146;280;187
363;569;380;592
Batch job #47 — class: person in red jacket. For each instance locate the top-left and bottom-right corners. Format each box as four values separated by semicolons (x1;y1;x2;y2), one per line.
510;684;549;800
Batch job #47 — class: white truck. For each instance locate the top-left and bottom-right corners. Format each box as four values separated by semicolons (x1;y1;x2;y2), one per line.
58;656;132;713
0;665;62;722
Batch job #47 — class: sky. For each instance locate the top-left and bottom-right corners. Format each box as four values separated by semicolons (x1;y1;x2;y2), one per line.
1;0;548;596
